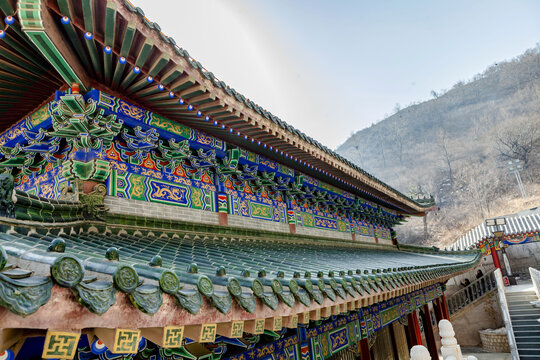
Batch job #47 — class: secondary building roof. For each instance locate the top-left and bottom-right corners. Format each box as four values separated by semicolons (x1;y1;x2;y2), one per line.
452;207;540;250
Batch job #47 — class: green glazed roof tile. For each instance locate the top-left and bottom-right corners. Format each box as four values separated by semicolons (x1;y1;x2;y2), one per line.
0;189;480;317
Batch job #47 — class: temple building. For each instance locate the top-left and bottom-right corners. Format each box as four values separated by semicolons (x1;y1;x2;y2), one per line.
0;1;481;359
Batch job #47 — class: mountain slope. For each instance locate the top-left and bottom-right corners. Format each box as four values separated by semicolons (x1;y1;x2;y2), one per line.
337;45;540;246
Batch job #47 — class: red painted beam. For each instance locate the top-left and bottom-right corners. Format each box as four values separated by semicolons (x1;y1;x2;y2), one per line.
441;293;450;320
359;338;371;360
407;310;422;346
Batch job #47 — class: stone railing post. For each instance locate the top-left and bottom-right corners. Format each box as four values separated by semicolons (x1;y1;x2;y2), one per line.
494;268;519;360
410;345;431;360
439;319;462;359
416;319;479;360
529;267;540;299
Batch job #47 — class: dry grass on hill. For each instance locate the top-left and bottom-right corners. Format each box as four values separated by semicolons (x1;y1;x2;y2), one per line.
402;182;540;248
337;45;540;246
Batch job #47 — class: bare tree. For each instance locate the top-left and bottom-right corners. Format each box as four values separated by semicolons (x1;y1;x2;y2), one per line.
437;128;454;186
496;120;538;167
374;126;387;169
390;120;405;165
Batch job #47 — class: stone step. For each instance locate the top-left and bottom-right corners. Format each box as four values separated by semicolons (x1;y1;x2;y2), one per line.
507;292;537;297
507;291;536;296
510;310;540;318
511;318;540;328
509;302;538;308
506;290;536;295
515;337;540;343
509;303;540;309
514;330;540;334
518;348;540;356
508;299;538;305
510;313;540;318
514;326;540;332
507;295;538;300
517;340;540;345
509;305;540;314
508;297;537;301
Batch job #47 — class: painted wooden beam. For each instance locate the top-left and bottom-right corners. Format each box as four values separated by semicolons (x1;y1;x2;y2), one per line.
159;66;184;86
95;328;141;354
217;321;244;338
184;324;217;343
311;307;322;320
282;314;298;329
299;311;310;325
81;0;94;33
18;0;89;90
244;319;265;335
103;1;117;83
119;22;136;57
265;317;282;331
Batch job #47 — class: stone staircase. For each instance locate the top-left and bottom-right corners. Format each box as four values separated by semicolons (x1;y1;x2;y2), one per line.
507;290;540;358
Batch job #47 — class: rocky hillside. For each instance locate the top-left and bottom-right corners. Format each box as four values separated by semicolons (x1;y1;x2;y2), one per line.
337;45;540;247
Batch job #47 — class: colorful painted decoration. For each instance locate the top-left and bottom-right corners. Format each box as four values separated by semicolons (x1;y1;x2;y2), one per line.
0;350;14;360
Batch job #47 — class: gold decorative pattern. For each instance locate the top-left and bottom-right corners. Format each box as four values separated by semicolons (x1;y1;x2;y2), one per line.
330;330;347;348
256;344;275;358
0;124;24;146
191;187;204;209
250;203;272;218
30;105;50;127
196;132;213;145
200;324;217;343
259;159;277;170
290;314;298;328
150;114;191;139
302;213;314;227
119;101;144;120
129;174;146;199
254;319;265;334
42;331;81;359
231;321;244;338
112;329;140;354
151;182;188;204
273;317;283;331
163;326;184;348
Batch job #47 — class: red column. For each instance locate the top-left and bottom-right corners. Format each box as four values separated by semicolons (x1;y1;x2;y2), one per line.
359;338;371;360
433;298;444;324
441;293;450;319
421;304;439;360
491;242;502;270
407;310;422;346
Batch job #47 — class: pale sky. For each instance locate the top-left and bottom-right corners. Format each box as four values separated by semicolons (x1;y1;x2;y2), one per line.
133;0;540;149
